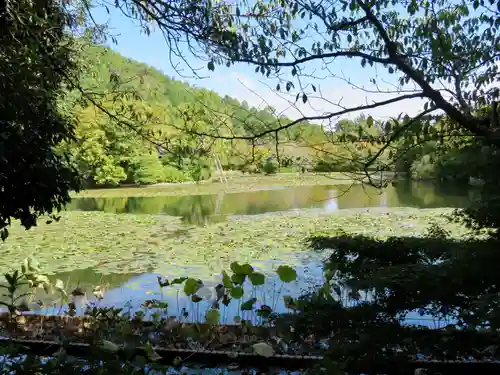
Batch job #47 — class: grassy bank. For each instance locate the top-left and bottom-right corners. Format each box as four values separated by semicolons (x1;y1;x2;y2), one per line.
72;172;370;198
0;207;470;278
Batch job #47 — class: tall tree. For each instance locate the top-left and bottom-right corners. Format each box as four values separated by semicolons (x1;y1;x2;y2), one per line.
0;0;81;239
107;0;499;156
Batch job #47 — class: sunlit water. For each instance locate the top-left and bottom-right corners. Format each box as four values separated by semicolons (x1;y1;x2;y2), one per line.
68;181;472;225
20;182;474;329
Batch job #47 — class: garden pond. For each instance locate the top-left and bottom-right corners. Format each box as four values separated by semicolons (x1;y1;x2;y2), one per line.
0;181;475;328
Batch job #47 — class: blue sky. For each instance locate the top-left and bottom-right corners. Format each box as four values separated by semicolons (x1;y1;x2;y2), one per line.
91;3;426;123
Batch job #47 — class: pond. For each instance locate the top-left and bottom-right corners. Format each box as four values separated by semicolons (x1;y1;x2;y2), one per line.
68;181;473;225
2;181;474;329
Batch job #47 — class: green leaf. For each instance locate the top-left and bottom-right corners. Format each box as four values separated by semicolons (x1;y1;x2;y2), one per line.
388;67;395;74
183;278;200;296
276;265;297;283
207;61;215;71
222;271;232;288
205;309;220;325
367;116;374;127
230;261;243;274
241;297;257;311
311;84;316;92
384;121;392;134
231;273;246;285
230;286;244;299
248;272;265;286
239;263;254;275
302;93;308;103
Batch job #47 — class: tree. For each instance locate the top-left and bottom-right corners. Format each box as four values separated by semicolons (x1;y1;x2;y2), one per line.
102;0;500;371
110;0;498;168
0;0;82;240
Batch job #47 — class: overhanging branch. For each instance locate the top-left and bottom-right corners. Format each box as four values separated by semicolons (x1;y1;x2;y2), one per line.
178;92;425;140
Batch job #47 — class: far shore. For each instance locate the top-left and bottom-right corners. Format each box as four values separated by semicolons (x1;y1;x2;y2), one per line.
71;171;392;199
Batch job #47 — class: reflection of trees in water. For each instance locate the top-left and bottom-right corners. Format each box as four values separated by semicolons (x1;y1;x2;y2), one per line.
323;183;471;210
70;186;334;220
334;185;384;209
68;197;129;213
50;268;138;289
390;180;471;208
69;183;473;222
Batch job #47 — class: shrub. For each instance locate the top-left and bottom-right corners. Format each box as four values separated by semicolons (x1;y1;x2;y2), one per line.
164;165;190;182
130;154;167;184
261;158;278;175
188;161;213;182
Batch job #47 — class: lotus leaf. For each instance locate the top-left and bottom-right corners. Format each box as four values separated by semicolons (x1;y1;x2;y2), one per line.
183;278;200;296
231;273;246;285
222;271;232;288
276;265;297;283
248;272;265;286
241;297;257;311
230;286;244;299
205;309;220;325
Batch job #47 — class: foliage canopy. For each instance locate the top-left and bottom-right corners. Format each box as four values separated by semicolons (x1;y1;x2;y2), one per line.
0;0;81;239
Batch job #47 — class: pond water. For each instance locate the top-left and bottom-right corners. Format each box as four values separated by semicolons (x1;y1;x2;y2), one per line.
16;182;473;328
68;181;473;225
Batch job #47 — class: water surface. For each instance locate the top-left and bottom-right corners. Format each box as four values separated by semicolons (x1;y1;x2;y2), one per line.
14;182;474;328
68;181;473;225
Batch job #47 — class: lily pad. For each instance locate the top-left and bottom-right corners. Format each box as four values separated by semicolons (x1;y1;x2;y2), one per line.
205;309;220;325
241;297;257;311
230;286;244;299
222;271;232;288
183;278;200;296
276;265;297;283
248;272;265;286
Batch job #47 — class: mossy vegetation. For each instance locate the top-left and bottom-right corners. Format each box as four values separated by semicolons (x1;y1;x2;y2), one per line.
0;207;470;278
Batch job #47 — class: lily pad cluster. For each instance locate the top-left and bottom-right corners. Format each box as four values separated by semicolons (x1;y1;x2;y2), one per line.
156;261;299;326
0;207;468;279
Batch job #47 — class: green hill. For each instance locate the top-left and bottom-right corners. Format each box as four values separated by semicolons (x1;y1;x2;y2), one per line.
60;44;330;186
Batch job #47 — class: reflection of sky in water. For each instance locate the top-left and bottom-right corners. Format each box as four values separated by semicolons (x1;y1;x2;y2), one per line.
50;183;472;330
324;189;339;212
69;182;472;225
28;251;458;330
76;255;327;324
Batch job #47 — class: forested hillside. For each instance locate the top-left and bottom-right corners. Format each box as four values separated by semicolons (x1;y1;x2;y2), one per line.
61;44;482;187
60;44;326;186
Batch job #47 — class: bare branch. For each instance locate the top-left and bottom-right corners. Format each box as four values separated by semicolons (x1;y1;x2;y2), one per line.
178;93;425;140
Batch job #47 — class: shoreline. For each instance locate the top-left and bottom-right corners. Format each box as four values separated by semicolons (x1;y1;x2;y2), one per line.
70;172;384;198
